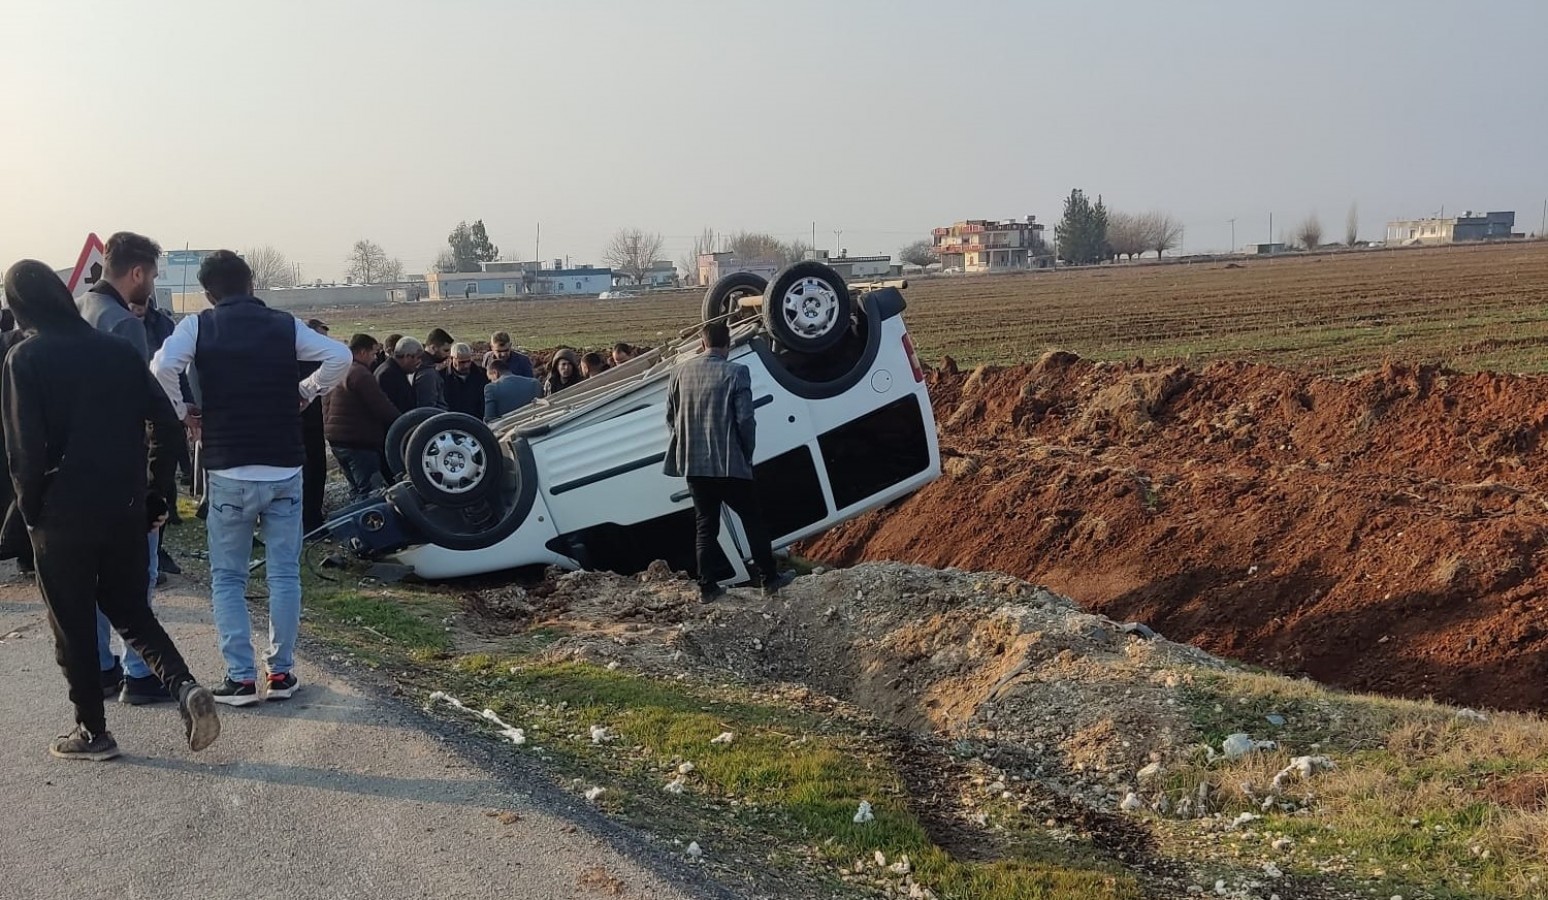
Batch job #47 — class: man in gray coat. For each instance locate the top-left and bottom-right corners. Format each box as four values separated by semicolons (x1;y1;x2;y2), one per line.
663;321;790;599
483;355;541;420
75;231;176;705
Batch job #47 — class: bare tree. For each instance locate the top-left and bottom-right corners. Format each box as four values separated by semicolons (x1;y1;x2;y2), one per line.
678;227;722;286
1105;213;1146;261
899;239;940;267
725;231;786;262
433;249;458;273
604;228;666;285
245;245;297;290
1345;203;1359;246
346;239;401;284
780;239;815;265
1295;215;1324;250
1140;212;1183;259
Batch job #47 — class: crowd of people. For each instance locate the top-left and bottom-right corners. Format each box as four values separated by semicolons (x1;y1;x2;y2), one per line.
0;230;782;764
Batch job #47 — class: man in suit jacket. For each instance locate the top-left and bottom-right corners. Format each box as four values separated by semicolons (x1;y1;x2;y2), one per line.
663;321;790;599
483;356;541;421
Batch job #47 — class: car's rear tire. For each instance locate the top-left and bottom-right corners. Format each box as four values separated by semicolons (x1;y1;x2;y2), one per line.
702;271;768;324
762;261;852;354
385;408;442;478
403;412;501;508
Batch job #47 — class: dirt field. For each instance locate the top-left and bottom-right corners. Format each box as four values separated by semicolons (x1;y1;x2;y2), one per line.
294;241;1548;375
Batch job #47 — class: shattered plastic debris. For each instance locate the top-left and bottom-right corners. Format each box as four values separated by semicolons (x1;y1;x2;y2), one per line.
710;732;735;745
853;800;875;824
584;786;606;802
428;691;526;746
663;776;686;795
1229;812;1259;829
685;841;703;859
590;725;614;745
1120;792;1144;812
1221;733;1276;759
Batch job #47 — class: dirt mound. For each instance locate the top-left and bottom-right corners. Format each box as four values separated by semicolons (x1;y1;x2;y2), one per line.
802;354;1548;712
469;563;1220;778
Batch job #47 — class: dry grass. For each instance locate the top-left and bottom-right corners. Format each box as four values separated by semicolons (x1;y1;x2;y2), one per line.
290;241;1548;376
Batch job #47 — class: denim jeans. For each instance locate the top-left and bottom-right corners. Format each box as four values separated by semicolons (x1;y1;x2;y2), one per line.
332;446;385;501
95;530;158;679
206;471;303;683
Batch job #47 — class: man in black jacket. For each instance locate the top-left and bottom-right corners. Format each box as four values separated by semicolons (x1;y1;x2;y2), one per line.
0;260;220;760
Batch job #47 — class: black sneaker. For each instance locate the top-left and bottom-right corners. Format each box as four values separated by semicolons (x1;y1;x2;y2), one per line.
176;682;221;752
157;547;182;575
210;677;260;707
119;674;173;705
265;672;299;701
100;659;125;699
49;725;121;761
16;557;34;576
761;570;796;596
698;582;725;601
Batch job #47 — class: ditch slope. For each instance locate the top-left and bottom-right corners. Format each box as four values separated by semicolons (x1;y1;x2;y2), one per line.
803;352;1548;711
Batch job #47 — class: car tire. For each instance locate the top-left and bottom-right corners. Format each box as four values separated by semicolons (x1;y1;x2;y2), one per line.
389;487;525;554
762;261;852;354
403;412;502;508
384;408;442;478
702;271;768;324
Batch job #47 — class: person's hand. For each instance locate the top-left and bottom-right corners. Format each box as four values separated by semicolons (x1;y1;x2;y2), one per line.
149;513;169;533
185;404;201;418
184;412;202;446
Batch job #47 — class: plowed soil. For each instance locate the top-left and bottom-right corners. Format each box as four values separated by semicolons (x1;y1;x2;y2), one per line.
802;352;1548;711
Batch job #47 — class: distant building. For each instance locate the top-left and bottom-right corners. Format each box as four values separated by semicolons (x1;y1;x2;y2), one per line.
1386;211;1517;246
424;263;613;300
804;250;895;281
698;252;781;287
1250;242;1288;255
613;260;679;289
932;217;1047;272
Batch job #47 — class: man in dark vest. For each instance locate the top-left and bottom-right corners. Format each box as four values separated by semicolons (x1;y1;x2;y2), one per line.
2;259;221;760
151;251;349;706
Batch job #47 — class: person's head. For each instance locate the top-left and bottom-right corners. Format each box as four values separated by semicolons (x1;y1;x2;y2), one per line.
103;231;162;305
196;250;253;302
348;332;379;366
611;342;634;365
425;327;454;360
4;259;87;332
393;336;424;372
487;356;510;379
580;351;607;378
385;333;403;354
489;331;512;358
701;321;730;352
552;348;579;381
306;318;330;337
450;341;476;375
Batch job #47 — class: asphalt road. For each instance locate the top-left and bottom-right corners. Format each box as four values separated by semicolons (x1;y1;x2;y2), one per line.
0;563;713;900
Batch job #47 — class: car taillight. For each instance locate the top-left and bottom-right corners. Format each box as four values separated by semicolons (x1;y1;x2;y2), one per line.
901;333;924;383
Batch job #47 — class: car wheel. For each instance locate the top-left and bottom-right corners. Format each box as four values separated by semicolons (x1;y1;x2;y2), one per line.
762;261;852;354
701;271;768;324
404;412;501;507
384;408;442;478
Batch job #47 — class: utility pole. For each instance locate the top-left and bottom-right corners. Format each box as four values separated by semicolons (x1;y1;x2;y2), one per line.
1540;199;1546;236
833;228;843;255
1228;218;1236;253
1267;213;1272;247
811;221;816;248
534;222;540;266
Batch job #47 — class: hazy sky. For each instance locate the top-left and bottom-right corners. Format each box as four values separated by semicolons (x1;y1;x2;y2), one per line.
3;0;1544;279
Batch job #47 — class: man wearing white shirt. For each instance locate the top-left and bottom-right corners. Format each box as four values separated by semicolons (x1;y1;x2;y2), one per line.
151;251;350;706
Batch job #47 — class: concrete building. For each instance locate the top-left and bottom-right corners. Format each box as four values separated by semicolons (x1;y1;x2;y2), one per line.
612;260;679;289
697;252;781;287
932;217;1047;271
1386;211;1516;246
804;250;895;280
425;264;613;300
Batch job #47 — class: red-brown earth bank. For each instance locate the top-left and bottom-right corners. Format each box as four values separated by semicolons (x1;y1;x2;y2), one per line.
803;352;1548;711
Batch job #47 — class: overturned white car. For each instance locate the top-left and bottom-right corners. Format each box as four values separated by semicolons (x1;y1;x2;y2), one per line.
324;260;940;582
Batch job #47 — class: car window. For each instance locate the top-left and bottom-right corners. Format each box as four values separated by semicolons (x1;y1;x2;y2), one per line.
818;396;931;509
753;446;828;540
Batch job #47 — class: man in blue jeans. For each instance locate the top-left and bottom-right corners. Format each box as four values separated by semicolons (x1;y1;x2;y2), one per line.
151;251;349;705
